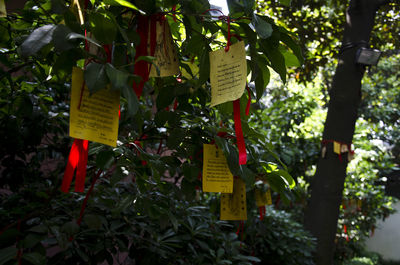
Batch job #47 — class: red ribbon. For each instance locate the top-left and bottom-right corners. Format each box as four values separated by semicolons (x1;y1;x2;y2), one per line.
259;206;265;221
133;14;161;98
61;139;89;192
233;99;247;165
236;220;245;246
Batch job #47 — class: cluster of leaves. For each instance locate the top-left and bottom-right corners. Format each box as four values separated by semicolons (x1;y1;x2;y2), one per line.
255;0;400;262
1;180;261;265
257;0;400;83
244;206;316;265
0;0;316;264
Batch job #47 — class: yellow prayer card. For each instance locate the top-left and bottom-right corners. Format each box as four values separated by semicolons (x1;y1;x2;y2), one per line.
220;178;247;220
0;0;6;17
149;20;179;77
333;141;341;154
69;67;120;147
202;144;233;193
255;188;272;207
209;41;247;107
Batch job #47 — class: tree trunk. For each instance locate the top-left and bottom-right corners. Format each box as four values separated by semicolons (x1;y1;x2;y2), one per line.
304;1;390;264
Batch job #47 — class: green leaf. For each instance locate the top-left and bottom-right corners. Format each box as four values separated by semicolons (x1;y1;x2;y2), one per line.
84;62;109;94
84;214;104;230
22;252;46;265
198;45;210;86
279;30;304;65
0;246;17;265
277;169;295;189
89;12;117;44
259;40;286;83
67;32;101;48
254;55;270;100
0;229;20;249
20;25;57;57
28;225;47;234
0;23;10;48
61;221;79;236
252;14;273;39
168;212;179;232
157;86;176;110
67;32;102;48
167;128;186;149
52;25;79;52
135;56;155;63
185;33;204;55
103;0;144;13
278;0;291;6
121;82;139;116
22;233;44;249
105;63;129;91
280;48;301;67
154;110;170;127
96;150;115;170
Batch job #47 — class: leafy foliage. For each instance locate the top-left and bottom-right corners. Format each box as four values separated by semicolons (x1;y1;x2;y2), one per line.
257;0;400;82
245;207;316;265
0;0;306;264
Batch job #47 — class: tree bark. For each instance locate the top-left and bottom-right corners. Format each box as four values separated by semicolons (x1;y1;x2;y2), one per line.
304;1;390;264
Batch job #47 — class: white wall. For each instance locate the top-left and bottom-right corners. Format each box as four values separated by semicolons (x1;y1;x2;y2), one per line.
365;202;400;261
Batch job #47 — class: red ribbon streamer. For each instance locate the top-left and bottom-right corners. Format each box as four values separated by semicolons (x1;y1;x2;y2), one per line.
236;220;245;246
61;139;89;192
259;206;265;221
133;14;161;98
233;99;247;165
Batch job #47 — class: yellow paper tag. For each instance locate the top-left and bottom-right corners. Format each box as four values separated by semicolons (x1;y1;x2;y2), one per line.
220;178;247;220
69;67;120;147
357;199;362;209
0;0;6;17
202;144;233;193
333;141;341;154
255;188;272;207
209;41;247;107
149;21;179;77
